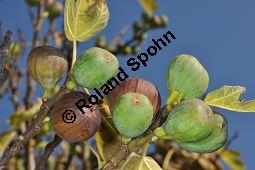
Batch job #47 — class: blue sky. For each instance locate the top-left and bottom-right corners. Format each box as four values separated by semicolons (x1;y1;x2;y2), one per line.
1;0;255;169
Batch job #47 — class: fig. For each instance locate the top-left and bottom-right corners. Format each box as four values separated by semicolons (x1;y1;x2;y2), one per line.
164;99;214;142
50;91;101;142
46;1;63;20
107;77;161;114
166;54;209;99
73;47;119;88
178;112;227;153
27;46;68;91
112;92;153;138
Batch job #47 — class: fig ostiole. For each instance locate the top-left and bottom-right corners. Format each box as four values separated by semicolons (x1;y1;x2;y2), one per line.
112;92;154;139
50;91;101;143
26;46;68;97
73;47;120;88
107;77;161;115
166;54;209;100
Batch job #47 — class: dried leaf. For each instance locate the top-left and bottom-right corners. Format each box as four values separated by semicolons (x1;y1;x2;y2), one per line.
64;0;110;42
139;0;159;15
218;148;245;170
121;152;162;170
205;86;255;112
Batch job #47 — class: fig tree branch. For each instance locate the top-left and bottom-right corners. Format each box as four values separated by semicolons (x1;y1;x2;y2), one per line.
0;29;13;88
0;86;71;169
35;135;62;170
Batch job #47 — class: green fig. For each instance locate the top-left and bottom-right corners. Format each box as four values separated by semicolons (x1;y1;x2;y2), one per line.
112;92;153;138
164;99;214;142
73;47;119;88
178;112;227;153
166;54;209;99
27;46;68;91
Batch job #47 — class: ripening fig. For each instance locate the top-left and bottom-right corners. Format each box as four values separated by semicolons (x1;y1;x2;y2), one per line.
112;92;153;138
164;99;214;142
166;54;209;100
107;77;161;114
178;112;228;153
50;92;101;142
73;47;119;88
46;1;63;20
26;46;68;92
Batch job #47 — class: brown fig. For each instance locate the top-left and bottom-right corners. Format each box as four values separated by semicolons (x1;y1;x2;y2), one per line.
27;46;68;92
107;77;161;114
50;92;101;142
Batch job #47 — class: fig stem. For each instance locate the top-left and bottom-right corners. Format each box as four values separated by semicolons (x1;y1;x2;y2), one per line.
70;40;77;74
166;90;182;111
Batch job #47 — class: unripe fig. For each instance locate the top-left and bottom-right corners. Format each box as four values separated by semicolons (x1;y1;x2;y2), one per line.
46;1;63;20
73;47;119;88
166;54;209;99
178;112;227;153
107;77;161;114
112;92;153;138
50;92;101;142
164;99;213;142
27;46;68;91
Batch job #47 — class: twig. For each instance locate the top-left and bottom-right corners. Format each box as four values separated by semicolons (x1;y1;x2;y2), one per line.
0;29;13;88
35;135;62;170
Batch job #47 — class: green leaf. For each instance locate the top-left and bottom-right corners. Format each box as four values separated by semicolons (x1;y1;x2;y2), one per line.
205;86;255;112
218;148;245;170
64;0;110;42
121;152;162;170
139;0;159;15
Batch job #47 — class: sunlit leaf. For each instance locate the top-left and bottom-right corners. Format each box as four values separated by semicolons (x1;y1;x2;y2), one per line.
121;152;162;170
205;86;255;112
139;0;159;15
218;148;245;170
64;0;110;42
0;130;16;152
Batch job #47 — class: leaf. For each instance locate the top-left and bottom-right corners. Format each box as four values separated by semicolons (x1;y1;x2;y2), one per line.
0;130;16;152
139;0;159;15
205;86;255;112
64;0;110;42
218;148;245;170
121;152;162;170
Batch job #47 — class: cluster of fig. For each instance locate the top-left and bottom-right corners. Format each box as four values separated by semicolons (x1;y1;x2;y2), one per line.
155;54;228;153
27;44;227;153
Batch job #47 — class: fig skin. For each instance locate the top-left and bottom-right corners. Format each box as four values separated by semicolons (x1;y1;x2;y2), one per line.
178;112;228;153
50;92;101;143
27;46;68;91
164;98;214;142
107;77;161;114
112;92;153;138
166;54;209;99
73;47;119;88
